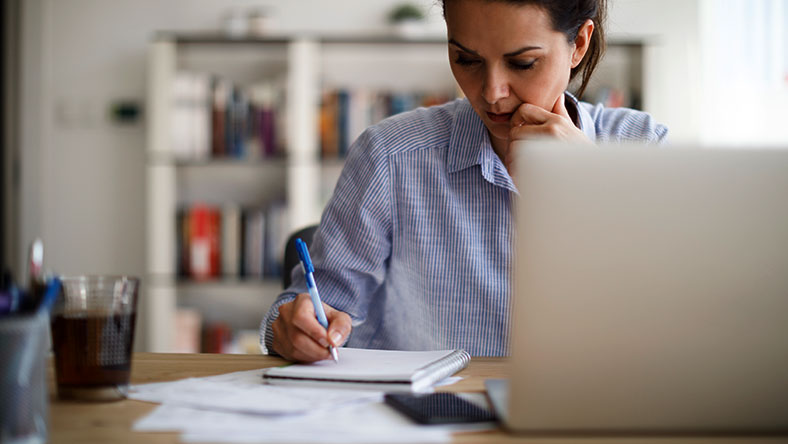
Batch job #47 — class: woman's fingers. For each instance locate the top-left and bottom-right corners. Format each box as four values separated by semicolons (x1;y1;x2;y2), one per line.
272;293;354;362
552;93;571;120
272;316;331;363
511;94;569;127
510;102;553;127
325;306;352;347
509;95;590;142
290;294;331;347
504;96;590;173
272;294;332;362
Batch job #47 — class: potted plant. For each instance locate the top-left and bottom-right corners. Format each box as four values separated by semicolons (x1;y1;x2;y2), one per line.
387;3;427;38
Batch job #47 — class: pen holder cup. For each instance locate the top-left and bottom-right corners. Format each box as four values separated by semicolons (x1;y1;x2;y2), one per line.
0;312;49;444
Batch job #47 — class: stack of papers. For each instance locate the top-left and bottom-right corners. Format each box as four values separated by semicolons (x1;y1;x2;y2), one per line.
130;368;380;415
130;368;454;443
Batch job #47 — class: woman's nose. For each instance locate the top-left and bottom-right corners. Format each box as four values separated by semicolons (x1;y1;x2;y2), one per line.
482;66;510;104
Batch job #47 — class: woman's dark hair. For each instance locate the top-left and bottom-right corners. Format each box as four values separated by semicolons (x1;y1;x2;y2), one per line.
442;0;607;98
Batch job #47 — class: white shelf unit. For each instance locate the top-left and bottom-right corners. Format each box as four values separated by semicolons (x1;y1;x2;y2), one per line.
144;35;456;353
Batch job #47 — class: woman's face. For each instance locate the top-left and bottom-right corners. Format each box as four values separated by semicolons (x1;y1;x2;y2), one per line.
445;0;583;149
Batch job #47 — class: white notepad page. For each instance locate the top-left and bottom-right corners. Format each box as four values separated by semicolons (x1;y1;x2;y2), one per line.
263;348;469;382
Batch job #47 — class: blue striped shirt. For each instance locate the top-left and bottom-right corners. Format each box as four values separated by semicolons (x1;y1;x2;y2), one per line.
260;94;668;356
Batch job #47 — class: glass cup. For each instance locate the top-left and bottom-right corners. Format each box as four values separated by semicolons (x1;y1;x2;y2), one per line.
51;276;139;401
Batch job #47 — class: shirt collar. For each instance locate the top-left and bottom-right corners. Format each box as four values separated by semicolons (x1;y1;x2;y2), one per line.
447;99;517;192
447;100;488;174
446;94;593;193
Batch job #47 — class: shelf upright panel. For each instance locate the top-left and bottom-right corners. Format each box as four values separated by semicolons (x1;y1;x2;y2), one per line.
145;39;178;352
286;38;322;230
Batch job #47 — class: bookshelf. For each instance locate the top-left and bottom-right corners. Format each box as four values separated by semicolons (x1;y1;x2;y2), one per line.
573;41;645;110
144;35;457;353
145;33;649;353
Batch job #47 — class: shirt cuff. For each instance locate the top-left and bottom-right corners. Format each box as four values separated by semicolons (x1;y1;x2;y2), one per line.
259;292;298;356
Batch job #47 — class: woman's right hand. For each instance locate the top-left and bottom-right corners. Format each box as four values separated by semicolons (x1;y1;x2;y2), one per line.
271;293;352;362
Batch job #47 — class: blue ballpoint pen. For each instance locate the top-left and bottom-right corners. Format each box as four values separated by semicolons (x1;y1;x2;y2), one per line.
295;238;339;362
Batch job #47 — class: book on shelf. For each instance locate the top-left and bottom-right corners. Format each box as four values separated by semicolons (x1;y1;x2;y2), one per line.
319;90;339;158
171;72;212;160
336;89;350;157
243;208;266;278
211;78;229;157
202;324;263;354
263;201;288;278
174;310;262;354
188;205;221;280
251;83;278;158
172;71;284;161
176;209;188;277
174;308;202;353
202;322;233;354
228;86;247;157
319;88;454;159
177;202;288;281
221;204;242;277
229;330;262;355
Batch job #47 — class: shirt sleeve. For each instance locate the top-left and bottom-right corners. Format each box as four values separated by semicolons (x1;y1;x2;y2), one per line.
581;102;669;144
258;127;392;355
258;292;296;355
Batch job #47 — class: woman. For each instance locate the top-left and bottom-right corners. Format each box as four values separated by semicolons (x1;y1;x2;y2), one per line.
260;0;667;362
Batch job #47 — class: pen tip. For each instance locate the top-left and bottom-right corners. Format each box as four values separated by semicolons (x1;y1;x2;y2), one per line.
331;347;339;363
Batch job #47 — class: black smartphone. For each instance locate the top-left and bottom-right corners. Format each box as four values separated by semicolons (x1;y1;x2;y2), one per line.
384;392;496;425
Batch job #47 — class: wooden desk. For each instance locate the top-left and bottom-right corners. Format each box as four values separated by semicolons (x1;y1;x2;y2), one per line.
49;353;786;444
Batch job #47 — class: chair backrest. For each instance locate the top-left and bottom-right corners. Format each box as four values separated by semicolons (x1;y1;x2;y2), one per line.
282;224;318;289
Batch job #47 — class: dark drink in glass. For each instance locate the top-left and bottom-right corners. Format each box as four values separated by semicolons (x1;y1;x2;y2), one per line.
51;276;139;401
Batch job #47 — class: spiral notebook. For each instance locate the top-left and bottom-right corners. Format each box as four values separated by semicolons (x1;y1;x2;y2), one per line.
262;348;471;392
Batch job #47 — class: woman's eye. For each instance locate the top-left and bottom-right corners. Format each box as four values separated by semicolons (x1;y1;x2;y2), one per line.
454;56;481;66
509;60;536;71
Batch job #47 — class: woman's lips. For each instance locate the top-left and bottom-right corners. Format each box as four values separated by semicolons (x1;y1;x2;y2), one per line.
486;111;513;123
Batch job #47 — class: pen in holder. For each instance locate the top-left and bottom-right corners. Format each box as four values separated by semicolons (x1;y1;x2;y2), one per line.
0;277;61;444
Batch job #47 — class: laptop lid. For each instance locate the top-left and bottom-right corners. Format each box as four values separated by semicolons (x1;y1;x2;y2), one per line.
505;141;788;434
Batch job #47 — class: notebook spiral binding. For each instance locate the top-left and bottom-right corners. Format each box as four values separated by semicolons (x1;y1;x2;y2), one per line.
412;349;471;386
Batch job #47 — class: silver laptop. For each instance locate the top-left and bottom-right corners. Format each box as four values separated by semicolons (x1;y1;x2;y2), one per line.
487;141;788;434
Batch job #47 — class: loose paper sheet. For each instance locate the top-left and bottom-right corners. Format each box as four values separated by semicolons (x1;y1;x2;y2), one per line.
130;368;380;415
129;367;470;443
135;402;451;443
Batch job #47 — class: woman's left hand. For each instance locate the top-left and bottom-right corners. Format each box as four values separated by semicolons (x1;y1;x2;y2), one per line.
504;94;591;173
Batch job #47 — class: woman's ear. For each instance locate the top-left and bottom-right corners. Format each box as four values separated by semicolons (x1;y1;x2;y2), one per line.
571;19;595;68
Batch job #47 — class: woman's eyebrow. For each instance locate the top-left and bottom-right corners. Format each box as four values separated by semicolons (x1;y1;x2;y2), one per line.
504;46;542;57
448;39;542;57
448;39;479;56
